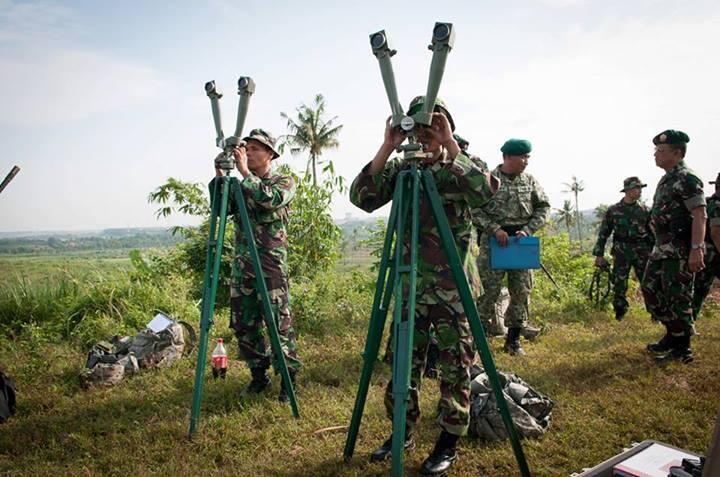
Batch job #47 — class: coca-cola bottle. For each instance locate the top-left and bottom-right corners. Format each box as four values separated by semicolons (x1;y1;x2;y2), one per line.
211;338;228;379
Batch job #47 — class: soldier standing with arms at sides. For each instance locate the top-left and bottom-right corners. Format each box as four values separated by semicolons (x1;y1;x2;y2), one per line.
350;96;497;476
474;139;550;356
692;172;720;320
212;128;301;401
642;130;706;364
592;177;654;321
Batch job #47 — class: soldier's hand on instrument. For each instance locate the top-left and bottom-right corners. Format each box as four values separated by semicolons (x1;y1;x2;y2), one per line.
594;256;608;268
495;229;509;247
232;145;250;176
383;116;406;149
688;248;705;273
214;151;225;177
516;230;528;238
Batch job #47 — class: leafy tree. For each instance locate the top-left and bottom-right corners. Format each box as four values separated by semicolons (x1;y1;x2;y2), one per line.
563;176;585;250
280;94;343;186
594;203;609;225
554;200;575;237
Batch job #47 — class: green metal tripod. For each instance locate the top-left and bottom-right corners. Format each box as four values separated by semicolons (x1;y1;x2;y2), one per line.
343;23;531;477
188;78;299;437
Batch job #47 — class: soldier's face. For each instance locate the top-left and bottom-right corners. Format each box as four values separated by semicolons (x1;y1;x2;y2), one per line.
654;145;681;169
246;139;274;172
416;125;442;155
627;187;642;201
503;154;530;174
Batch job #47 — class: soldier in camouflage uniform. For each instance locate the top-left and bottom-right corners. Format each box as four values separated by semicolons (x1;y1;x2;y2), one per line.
212;128;301;401
350;96;497;476
641;130;706;364
474;139;550;356
592;177;654;321
692;172;720;320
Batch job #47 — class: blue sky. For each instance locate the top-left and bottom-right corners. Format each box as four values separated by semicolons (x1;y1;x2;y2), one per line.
0;0;718;231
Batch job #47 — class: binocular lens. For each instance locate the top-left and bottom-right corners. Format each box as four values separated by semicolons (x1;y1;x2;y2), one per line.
238;77;249;89
433;23;450;41
205;81;216;93
371;32;386;49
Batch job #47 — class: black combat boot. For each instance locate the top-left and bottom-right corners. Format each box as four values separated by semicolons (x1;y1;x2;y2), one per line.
244;367;271;394
647;323;674;353
614;307;627;321
420;431;459;476
656;333;694;364
503;327;526;356
370;429;415;462
278;369;297;403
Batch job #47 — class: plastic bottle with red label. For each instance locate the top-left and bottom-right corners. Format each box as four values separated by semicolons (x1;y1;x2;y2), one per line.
211;338;228;379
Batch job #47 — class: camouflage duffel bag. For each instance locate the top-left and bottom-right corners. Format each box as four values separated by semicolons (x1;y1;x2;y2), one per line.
80;341;139;389
469;366;554;440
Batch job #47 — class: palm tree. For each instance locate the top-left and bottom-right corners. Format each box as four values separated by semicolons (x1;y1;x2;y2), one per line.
563;175;585;250
555;200;575;237
280;94;343;186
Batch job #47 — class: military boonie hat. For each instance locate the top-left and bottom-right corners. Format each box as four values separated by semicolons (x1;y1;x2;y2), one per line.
621;176;647;192
242;128;280;159
500;138;532;156
710;172;720;185
406;96;456;131
652;129;690;145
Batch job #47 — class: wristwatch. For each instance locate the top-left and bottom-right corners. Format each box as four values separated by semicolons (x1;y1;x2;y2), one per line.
691;243;706;252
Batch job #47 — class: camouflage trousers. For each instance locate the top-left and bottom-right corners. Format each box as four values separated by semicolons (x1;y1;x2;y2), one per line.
610;243;651;316
384;300;474;436
640;258;694;327
477;245;532;329
229;278;301;373
692;247;720;320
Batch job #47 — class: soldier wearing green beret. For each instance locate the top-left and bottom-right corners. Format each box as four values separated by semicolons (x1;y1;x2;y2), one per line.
592;177;654;321
692;172;720;320
350;96;497;475
474;138;550;355
211;128;301;401
641;129;706;363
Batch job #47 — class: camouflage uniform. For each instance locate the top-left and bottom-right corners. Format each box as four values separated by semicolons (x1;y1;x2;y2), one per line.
350;149;495;436
641;160;705;330
592;194;654;318
474;165;550;330
692;191;720;319
211;131;301;375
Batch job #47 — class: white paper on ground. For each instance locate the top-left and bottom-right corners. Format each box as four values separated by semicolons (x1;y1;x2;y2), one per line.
147;312;174;333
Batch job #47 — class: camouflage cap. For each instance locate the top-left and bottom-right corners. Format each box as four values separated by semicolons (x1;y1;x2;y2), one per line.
406;96;456;131
621;176;647;192
242;128;280;159
453;133;469;150
652;129;690;145
500;138;532;156
710;172;720;185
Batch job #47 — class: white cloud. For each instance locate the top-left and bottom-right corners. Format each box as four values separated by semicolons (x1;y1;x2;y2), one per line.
0;49;168;124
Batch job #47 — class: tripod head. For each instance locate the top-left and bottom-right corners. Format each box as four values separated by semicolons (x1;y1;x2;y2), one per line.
205;76;257;172
369;22;455;162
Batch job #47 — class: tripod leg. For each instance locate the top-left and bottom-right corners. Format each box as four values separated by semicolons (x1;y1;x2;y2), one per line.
189;176;232;437
344;180;402;460
390;169;420;477
421;171;531;477
230;179;300;418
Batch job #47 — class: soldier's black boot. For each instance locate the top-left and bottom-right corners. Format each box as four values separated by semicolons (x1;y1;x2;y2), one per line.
503;327;526;356
647;323;674;353
420;431;459;476
614;307;626;321
656;333;694;364
244;367;271;394
278;369;297;403
370;429;414;462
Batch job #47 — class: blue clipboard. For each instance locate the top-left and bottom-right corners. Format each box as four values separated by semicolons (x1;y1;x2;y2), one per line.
489;236;541;270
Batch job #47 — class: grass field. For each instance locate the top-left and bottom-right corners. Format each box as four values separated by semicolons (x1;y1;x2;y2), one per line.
0;257;718;476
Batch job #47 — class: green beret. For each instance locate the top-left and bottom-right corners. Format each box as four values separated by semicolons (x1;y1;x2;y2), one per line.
406;95;455;131
500;138;532;156
652;129;690;145
453;133;469;150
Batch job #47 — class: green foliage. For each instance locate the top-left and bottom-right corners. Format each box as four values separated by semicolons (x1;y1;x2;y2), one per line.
147;177;209;236
359;218;388;271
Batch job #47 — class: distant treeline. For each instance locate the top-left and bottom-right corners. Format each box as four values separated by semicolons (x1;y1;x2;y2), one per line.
0;231;182;255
